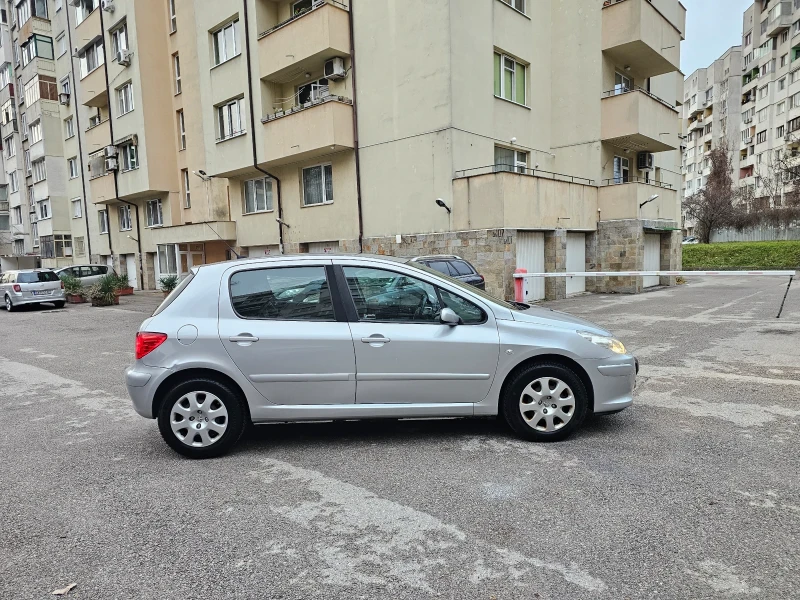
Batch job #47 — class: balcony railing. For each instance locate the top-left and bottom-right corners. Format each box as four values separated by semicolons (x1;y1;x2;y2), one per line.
600;177;674;189
601;85;677;112
454;165;595;185
258;0;348;39
262;94;352;123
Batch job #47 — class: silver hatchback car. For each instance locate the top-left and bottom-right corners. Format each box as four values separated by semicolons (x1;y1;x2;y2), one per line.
127;255;637;459
1;269;66;311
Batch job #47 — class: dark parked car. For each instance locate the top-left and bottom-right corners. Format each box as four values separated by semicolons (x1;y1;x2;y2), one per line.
409;255;485;289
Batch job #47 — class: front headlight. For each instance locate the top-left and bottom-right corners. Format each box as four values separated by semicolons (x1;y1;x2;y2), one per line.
577;331;627;355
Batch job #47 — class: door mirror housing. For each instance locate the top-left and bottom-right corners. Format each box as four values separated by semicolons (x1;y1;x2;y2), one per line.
440;307;461;326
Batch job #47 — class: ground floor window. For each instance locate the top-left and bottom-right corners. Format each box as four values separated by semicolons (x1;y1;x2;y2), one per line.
13;239;24;255
494;146;528;173
243;176;273;213
158;244;178;276
302;164;333;206
75;236;85;257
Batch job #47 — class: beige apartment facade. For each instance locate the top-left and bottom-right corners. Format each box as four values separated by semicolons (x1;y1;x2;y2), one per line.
1;0;687;301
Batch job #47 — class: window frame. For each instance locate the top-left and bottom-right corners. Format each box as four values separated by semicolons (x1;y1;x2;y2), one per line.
146;199;163;227
71;198;82;219
65;116;74;139
32;157;46;182
494;51;527;106
498;0;526;15
117;82;134;115
68;156;78;178
243;176;274;214
169;0;177;33
182;169;191;208
212;20;240;67
119;143;138;172
118;204;132;231
98;209;109;234
177;109;186;149
302;163;334;207
216;97;245;141
173;53;181;94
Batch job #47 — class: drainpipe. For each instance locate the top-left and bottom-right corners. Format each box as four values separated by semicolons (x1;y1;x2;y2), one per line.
65;0;92;259
242;0;285;253
347;0;364;252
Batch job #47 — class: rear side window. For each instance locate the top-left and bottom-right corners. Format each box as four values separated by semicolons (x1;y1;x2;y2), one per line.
427;261;457;276
230;266;335;321
17;271;59;283
450;260;475;276
153;272;196;317
90;266;104;276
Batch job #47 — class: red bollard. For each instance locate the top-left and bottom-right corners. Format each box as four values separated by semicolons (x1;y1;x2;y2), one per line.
514;268;527;302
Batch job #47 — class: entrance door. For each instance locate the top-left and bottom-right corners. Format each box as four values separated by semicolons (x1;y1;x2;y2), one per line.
644;234;661;288
342;265;500;404
516;231;545;301
125;254;138;289
218;261;356;405
566;233;586;295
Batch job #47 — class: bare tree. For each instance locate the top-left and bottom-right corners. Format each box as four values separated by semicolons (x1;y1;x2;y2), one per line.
744;144;800;229
682;142;743;243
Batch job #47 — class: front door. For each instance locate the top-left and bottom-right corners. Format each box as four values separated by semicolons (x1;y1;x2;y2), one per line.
218;262;356;405
341;265;500;404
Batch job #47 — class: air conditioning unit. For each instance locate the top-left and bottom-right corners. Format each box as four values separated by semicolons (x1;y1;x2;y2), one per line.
105;157;118;171
101;0;114;12
59;92;70;105
104;145;118;157
324;57;346;81
743;115;752;123
637;151;654;171
116;50;132;66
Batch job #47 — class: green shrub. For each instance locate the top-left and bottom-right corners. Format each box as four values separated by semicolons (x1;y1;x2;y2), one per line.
159;275;179;293
683;241;800;270
61;274;84;296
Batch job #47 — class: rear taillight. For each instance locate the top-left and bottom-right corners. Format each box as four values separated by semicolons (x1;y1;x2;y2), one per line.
135;332;168;360
12;284;21;292
478;275;485;282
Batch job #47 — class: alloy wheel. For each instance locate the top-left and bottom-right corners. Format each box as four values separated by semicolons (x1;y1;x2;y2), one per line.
170;391;229;448
519;377;575;432
5;296;11;312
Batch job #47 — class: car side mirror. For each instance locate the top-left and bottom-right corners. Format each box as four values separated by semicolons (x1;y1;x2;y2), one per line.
440;307;461;326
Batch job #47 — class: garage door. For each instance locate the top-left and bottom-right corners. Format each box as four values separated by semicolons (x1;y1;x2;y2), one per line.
308;241;339;254
644;234;661;288
516;232;545;301
566;233;586;295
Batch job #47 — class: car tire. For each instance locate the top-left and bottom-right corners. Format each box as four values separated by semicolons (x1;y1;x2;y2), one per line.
53;301;65;309
501;362;588;443
157;378;247;459
4;295;14;312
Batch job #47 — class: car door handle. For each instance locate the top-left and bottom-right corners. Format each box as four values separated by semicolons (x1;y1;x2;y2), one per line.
361;336;390;344
230;335;259;343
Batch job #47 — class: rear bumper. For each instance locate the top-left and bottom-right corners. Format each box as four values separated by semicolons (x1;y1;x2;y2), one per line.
9;292;65;306
584;355;637;413
126;364;173;419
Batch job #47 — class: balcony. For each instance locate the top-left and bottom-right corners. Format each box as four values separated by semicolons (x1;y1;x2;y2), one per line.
601;87;680;153
90;173;116;205
598;178;679;221
79;66;108;108
260;97;354;166
258;1;351;83
74;7;101;41
147;221;237;245
85;119;111;155
601;0;682;79
766;2;792;38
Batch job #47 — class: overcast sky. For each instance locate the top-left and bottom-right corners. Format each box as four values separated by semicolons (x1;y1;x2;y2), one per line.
681;0;754;75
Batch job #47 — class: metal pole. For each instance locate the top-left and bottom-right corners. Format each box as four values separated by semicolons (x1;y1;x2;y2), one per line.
776;276;794;319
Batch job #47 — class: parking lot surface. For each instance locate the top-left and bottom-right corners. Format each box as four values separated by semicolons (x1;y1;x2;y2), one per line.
1;277;798;599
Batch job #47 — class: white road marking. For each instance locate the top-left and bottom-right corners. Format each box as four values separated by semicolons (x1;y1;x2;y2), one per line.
686;560;761;594
642;365;800;388
251;458;606;593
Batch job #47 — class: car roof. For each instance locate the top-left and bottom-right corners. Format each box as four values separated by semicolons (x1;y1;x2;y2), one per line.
4;269;55;273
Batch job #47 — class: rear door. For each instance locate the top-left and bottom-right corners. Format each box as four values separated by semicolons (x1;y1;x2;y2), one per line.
218;260;357;405
341;264;500;405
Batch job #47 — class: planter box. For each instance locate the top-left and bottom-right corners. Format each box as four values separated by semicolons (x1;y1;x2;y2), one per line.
115;287;134;296
66;294;87;304
91;296;120;307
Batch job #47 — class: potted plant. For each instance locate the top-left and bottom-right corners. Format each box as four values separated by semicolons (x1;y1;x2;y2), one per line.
113;273;134;296
61;274;87;304
88;275;120;307
159;275;179;298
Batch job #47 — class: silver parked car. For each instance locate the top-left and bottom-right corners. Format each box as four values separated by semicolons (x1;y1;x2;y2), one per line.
127;255;638;459
55;264;115;286
1;269;66;311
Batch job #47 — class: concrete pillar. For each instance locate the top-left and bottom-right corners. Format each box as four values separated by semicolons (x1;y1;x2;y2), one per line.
594;219;644;294
659;230;682;287
585;231;598;293
544;230;567;300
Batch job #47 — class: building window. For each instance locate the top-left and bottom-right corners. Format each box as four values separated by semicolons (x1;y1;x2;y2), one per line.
68;157;78;178
75;0;98;25
32;222;38;247
498;0;525;14
146;199;163;227
779;77;787;91
614;72;632;93
243;177;273;213
778;125;786;138
493;52;526;105
1;98;14;124
9;172;18;193
29;120;42;144
55;234;72;258
758;84;769;100
216;98;245;141
613;156;630;184
783;30;790;44
182;169;191;208
0;64;9;89
177;110;186;149
744;31;752;46
21;35;54;66
173;54;182;94
3;135;14;159
111;23;128;56
99;209;109;234
212;20;239;66
37;198;50;220
79;40;105;79
302;164;333;206
13;239;24;255
119;204;132;231
758;107;768;122
756;130;767;144
12;206;22;224
72;198;82;218
32;158;46;182
169;0;177;33
61;76;71;96
119;143;138;171
782;54;789;68
24;74;58;106
56;33;66;57
778;101;786;114
65;117;74;138
117;82;134;115
75;236;85;257
297;77;329;104
494;146;528;173
791;91;800;108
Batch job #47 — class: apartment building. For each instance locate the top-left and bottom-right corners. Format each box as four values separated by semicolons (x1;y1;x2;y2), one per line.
0;0;687;300
682;46;743;235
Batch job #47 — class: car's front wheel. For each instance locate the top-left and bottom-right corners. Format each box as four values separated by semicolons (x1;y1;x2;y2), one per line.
157;378;247;459
502;362;588;442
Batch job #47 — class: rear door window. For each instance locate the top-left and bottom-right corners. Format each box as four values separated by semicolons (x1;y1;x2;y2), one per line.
79;267;93;278
229;266;335;321
427;261;457;276
90;266;104;276
450;260;475;276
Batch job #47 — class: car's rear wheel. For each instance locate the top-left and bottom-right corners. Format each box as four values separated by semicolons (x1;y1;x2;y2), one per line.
501;362;588;442
53;301;65;309
4;295;14;312
157;378;247;459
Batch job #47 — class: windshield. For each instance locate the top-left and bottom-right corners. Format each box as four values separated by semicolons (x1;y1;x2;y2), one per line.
407;262;525;310
17;271;60;283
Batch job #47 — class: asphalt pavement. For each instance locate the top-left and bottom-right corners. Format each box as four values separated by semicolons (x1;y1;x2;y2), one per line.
0;278;798;599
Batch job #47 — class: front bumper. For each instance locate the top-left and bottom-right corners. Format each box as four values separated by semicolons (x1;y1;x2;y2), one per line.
585;354;637;414
126;364;173;419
